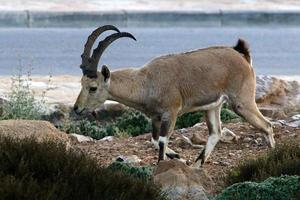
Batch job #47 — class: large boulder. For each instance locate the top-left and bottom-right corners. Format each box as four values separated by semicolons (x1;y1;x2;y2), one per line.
256;76;300;117
153;159;214;200
0;120;70;145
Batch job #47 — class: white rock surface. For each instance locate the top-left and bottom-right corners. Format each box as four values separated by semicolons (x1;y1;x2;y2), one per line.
116;155;141;164
277;114;300;128
69;133;94;143
100;136;114;142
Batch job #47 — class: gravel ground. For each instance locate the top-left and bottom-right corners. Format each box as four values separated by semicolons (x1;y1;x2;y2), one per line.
73;121;300;194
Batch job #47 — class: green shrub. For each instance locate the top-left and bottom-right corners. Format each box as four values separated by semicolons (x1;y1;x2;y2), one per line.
0;136;167;200
175;111;204;129
63;110;152;139
220;108;239;122
227;141;300;185
215;175;300;200
63;106;240;139
63;119;111;140
175;108;239;129
1;74;47;120
107;161;153;182
113;110;152;137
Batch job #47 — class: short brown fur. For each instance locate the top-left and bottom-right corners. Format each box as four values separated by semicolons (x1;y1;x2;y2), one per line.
74;33;275;167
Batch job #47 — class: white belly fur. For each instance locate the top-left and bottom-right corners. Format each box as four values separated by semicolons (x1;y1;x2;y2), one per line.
179;95;228;115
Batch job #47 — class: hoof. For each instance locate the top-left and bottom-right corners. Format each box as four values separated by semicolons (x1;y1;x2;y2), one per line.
166;153;180;159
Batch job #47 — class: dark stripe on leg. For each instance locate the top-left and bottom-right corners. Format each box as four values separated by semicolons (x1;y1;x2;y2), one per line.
158;141;165;162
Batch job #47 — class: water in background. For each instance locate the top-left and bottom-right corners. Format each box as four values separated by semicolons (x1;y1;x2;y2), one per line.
0;27;299;76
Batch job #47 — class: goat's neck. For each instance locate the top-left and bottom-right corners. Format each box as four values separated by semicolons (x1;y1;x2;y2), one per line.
107;69;146;110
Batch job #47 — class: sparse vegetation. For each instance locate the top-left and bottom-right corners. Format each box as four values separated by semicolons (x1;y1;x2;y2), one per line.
216;175;300;200
62;106;240;139
175;105;239;129
113;110;152;136
220;108;239;122
0;136;167;200
0;71;49;120
63;119;111;140
107;161;153;182
175;111;204;129
227;140;300;185
62;110;152;139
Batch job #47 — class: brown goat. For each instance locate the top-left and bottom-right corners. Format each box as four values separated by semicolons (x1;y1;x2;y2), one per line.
74;25;275;167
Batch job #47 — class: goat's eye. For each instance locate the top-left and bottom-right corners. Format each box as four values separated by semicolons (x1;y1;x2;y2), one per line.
89;87;97;93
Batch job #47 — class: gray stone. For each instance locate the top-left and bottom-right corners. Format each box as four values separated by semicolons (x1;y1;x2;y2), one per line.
220;128;239;143
275;114;300;128
116;155;141;164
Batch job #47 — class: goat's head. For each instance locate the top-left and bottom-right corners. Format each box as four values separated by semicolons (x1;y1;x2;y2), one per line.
73;25;136;114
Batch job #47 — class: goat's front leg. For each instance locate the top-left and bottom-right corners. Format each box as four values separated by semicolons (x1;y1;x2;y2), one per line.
158;111;178;162
151;115;161;150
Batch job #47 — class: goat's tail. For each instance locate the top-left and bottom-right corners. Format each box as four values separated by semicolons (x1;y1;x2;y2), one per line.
233;38;251;65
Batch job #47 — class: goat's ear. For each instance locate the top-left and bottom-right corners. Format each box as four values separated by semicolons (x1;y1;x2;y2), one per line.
101;65;110;82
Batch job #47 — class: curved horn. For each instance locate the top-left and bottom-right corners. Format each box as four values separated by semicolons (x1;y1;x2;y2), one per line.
81;25;120;60
90;32;136;68
80;25;120;75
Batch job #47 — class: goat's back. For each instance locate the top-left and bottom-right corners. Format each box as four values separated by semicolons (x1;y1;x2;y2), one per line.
140;46;255;109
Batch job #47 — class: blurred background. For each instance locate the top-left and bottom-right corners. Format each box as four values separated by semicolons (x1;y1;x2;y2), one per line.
0;0;300;76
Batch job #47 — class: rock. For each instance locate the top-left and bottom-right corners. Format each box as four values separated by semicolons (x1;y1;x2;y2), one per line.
283;120;300;128
0;120;71;146
176;137;193;149
291;114;300;120
219;161;230;166
259;107;287;119
175;135;204;149
115;155;141;164
42;103;71;127
192;122;204;128
275;114;300;128
100;136;114;142
190;133;206;145
69;133;94;143
243;137;252;143
178;128;188;134
228;152;235;157
256;137;263;144
256;76;300;116
212;161;219;165
154;159;214;200
94;102;126;120
220;128;239;143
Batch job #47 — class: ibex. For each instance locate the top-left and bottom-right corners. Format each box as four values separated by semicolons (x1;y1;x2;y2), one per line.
74;25;275;167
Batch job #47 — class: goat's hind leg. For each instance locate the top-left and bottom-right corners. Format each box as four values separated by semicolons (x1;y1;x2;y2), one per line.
233;100;275;148
194;105;222;168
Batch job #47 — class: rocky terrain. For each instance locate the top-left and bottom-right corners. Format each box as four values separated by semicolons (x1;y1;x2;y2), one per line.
1;116;299;199
74;119;300;193
0;75;299;199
